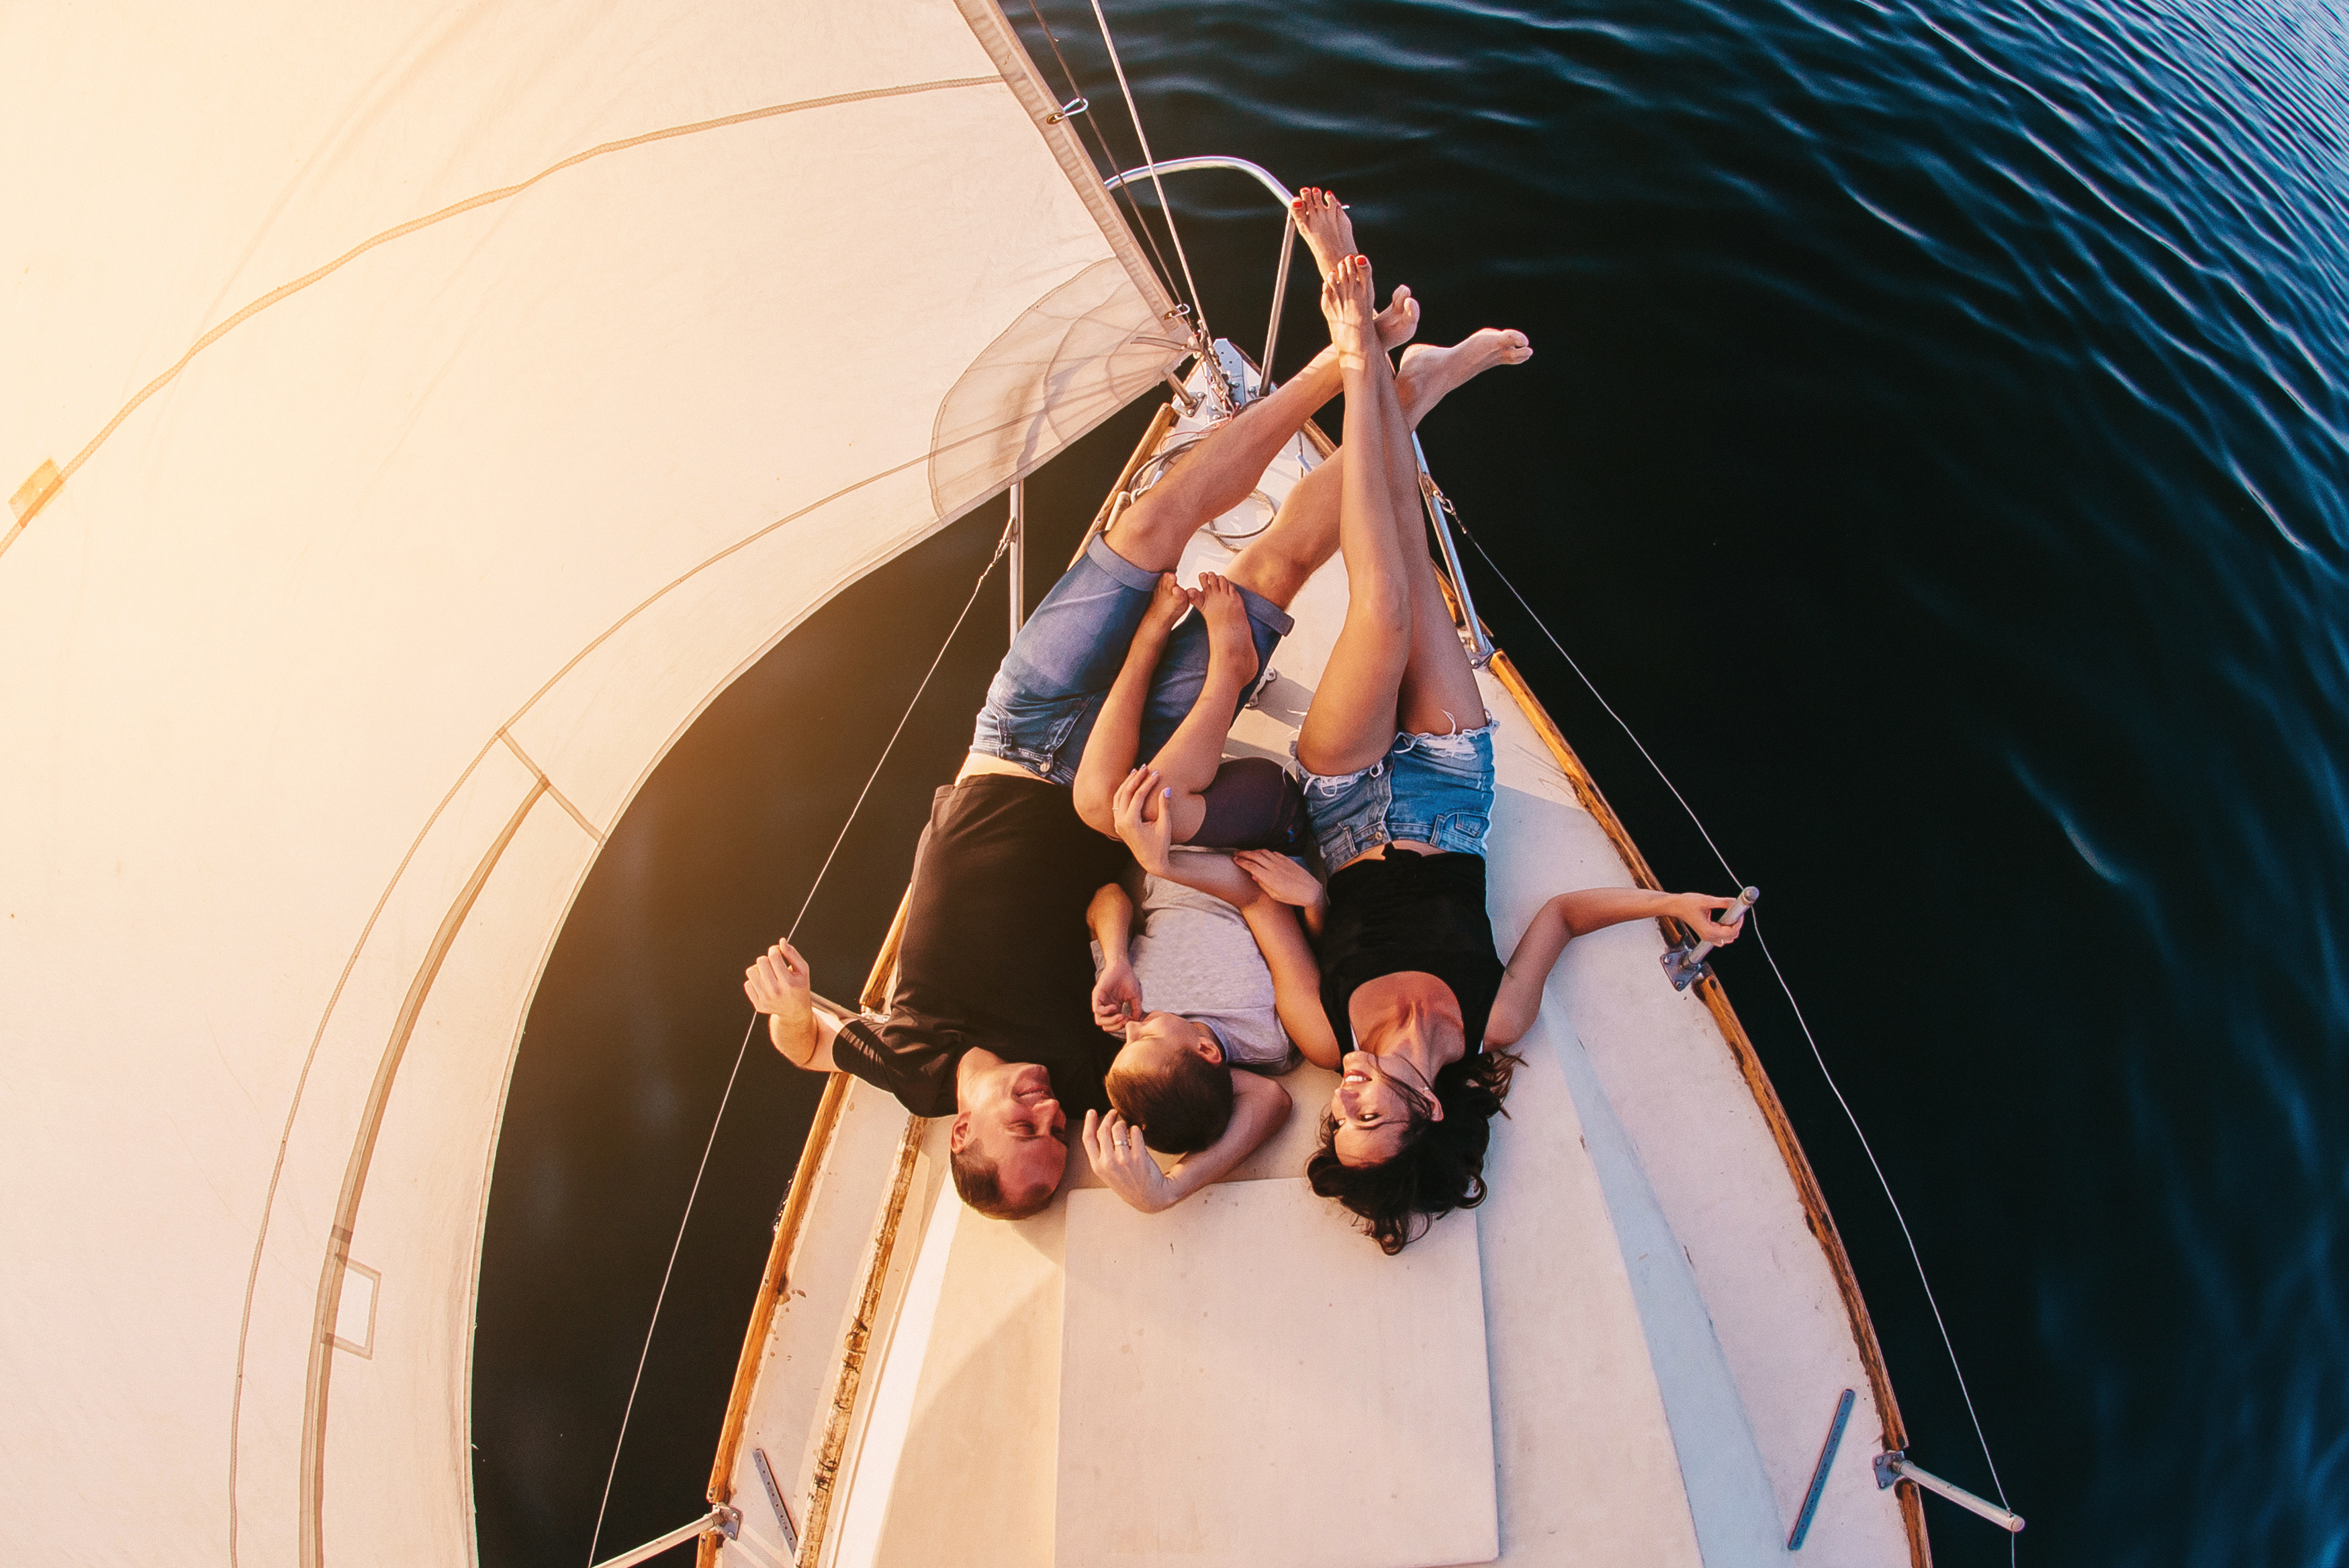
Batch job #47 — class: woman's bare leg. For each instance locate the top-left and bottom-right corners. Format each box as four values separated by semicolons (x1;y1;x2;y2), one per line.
1295;249;1420;778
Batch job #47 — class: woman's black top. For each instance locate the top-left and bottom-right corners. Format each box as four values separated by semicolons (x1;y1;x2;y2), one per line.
1316;847;1505;1051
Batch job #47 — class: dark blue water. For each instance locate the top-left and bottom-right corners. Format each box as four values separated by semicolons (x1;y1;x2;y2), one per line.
473;1;2349;1564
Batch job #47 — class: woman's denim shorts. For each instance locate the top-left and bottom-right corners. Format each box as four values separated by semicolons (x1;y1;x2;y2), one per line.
1297;719;1497;869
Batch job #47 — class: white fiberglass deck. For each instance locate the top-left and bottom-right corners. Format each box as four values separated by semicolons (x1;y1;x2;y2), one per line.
709;404;1921;1568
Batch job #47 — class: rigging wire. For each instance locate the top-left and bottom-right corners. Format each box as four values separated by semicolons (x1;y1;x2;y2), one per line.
1021;0;1189;318
1446;516;2016;1532
1084;0;1212;347
583;510;1017;1566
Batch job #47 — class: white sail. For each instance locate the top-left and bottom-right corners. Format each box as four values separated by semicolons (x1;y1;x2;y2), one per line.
0;3;1181;1563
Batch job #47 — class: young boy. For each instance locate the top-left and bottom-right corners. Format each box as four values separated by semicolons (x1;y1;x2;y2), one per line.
1075;575;1334;1160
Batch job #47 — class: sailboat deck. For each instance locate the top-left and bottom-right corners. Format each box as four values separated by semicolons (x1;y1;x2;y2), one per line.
707;402;1924;1568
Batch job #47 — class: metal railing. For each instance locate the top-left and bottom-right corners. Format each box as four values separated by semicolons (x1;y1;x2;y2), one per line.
1103;156;1495;668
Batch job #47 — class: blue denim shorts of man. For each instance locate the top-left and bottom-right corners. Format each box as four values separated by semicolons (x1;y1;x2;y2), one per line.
1296;719;1497;870
970;534;1295;785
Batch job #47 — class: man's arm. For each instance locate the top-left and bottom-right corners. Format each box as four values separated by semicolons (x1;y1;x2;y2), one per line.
1485;888;1749;1048
1080;1072;1293;1215
744;938;843;1071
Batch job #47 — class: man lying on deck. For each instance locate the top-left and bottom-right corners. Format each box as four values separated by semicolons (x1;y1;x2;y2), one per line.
745;187;1532;1221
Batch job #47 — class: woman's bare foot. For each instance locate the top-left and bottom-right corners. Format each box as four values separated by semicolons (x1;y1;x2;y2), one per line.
1320;253;1379;365
1396;328;1533;423
1291;186;1357;278
1196;571;1261;686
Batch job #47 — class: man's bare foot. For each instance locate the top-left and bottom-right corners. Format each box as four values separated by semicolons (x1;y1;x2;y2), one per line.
1196;571;1260;686
1136;572;1195;643
1291;186;1358;279
1396;328;1533;423
1320;253;1379;365
1377;285;1420;351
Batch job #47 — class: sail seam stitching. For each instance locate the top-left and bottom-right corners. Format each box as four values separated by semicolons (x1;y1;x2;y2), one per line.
3;73;1001;568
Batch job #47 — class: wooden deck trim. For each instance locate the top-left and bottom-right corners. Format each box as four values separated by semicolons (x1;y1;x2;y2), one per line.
792;1113;928;1568
701;882;923;1563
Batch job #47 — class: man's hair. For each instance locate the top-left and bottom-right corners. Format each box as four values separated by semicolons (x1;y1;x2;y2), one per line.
1305;1049;1522;1254
1106;1046;1234;1155
951;1145;1054;1221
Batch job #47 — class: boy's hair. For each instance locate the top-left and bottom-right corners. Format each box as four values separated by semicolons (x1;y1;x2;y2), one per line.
1106;1045;1234;1155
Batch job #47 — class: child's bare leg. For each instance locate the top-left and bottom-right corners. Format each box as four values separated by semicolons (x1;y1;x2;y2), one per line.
1072;574;1196;834
1139;573;1260;841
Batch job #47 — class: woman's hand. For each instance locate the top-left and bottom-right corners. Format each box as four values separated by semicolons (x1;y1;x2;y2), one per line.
1083;1108;1178;1213
1673;892;1749;945
1234;849;1325;909
1111;766;1174;874
1092;961;1142;1034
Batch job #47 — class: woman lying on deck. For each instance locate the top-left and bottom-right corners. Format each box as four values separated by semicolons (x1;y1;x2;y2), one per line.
1225;193;1745;1254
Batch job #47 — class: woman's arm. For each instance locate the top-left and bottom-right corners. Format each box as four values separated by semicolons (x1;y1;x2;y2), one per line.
1485;888;1749;1048
1072;575;1193;835
1239;898;1342;1068
1080;1071;1293;1214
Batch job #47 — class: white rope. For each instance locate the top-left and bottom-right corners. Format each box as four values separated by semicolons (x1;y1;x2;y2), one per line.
584;511;1016;1563
1450;519;2015;1528
583;1012;757;1567
1085;0;1211;347
784;514;1016;943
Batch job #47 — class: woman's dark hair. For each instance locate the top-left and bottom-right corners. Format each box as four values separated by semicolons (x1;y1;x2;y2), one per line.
1306;1049;1522;1254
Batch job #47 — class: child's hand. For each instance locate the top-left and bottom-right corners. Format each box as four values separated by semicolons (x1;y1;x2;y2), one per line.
1236;849;1324;909
1092;962;1142;1034
1083;1109;1179;1214
1112;767;1174;873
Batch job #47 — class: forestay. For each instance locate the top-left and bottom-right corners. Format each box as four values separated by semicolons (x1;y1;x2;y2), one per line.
0;3;1180;1563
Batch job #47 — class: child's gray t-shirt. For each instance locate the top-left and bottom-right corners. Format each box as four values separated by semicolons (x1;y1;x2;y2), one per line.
1091;872;1293;1072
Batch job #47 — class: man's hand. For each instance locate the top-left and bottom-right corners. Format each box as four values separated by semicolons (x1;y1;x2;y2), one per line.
1092;961;1143;1035
744;939;815;1019
1672;892;1749;946
1111;767;1175;874
1234;849;1325;910
1082;1108;1179;1214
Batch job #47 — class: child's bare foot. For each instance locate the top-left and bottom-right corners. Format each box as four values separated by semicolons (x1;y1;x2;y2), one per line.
1320;253;1379;365
1291;186;1358;279
1136;572;1195;643
1196;571;1260;686
1397;328;1533;422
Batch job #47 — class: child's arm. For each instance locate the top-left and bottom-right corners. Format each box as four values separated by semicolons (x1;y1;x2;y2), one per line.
1080;1072;1293;1214
1238;898;1342;1068
1073;575;1194;836
1485;888;1749;1047
1085;881;1143;1034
